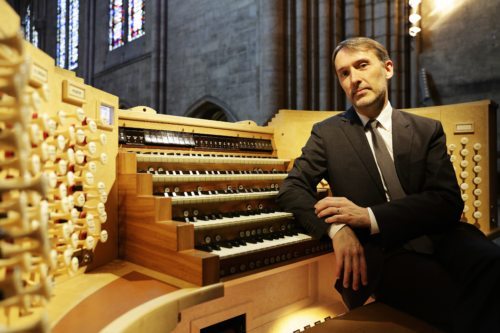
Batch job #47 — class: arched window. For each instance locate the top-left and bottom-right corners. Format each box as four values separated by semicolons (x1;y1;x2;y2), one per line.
191;102;229;122
56;0;79;70
128;0;145;42
22;4;39;47
109;0;124;50
185;96;238;122
109;0;145;51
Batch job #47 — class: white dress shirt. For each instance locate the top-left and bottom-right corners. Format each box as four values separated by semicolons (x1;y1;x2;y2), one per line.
328;102;394;239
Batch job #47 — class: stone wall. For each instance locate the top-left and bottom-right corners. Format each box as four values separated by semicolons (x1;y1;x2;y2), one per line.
420;0;500;106
10;0;500;122
166;0;284;124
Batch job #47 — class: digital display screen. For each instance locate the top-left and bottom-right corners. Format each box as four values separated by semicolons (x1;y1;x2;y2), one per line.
100;104;114;125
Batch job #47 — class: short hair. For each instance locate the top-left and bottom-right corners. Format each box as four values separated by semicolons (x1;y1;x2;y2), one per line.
332;37;390;65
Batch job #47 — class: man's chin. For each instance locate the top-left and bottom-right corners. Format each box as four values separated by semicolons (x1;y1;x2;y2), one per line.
352;98;374;109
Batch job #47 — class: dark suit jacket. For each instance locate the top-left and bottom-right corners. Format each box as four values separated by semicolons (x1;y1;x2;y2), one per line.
277;107;464;307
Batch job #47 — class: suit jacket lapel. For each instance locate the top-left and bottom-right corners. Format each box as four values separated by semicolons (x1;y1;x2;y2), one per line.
340;108;386;198
392;109;412;192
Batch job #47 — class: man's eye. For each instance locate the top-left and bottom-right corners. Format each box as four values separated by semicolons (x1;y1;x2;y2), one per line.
359;63;368;69
341;71;349;77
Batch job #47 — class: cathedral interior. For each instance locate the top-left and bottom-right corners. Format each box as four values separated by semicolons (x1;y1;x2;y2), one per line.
1;0;500;332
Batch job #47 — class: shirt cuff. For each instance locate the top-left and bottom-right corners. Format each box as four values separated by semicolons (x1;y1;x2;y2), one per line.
368;207;380;235
328;223;346;239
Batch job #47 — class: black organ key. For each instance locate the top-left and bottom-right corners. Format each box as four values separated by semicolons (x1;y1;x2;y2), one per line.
246;237;258;244
219;242;232;249
230;240;241;247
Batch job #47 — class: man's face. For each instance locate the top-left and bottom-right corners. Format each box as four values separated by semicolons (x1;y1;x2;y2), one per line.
334;48;393;115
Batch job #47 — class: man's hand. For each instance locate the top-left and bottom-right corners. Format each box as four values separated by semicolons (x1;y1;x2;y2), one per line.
315;196;371;229
332;226;368;291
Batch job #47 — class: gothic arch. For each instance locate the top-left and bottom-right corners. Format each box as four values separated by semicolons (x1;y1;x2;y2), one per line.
184;95;238;122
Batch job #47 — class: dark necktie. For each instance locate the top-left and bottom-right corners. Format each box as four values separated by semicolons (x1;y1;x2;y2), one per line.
367;120;405;200
367;119;433;254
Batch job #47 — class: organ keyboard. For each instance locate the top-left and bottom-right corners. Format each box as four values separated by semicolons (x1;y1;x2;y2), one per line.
117;113;333;285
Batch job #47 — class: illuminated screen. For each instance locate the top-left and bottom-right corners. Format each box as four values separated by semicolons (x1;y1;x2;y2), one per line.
100;104;114;125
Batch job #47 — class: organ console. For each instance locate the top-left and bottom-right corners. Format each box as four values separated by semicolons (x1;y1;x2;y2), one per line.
1;2;498;332
116;112;335;285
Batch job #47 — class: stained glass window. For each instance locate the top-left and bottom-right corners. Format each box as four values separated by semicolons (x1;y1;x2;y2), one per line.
109;0;125;50
57;0;79;69
109;0;145;50
23;5;39;47
128;0;145;42
23;5;31;41
56;0;67;68
68;0;79;69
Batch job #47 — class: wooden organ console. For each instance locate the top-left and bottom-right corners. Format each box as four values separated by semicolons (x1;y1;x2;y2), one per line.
1;2;498;332
117;110;333;286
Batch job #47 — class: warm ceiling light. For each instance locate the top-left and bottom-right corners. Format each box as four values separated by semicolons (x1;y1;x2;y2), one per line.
409;13;422;24
409;0;421;8
409;26;422;37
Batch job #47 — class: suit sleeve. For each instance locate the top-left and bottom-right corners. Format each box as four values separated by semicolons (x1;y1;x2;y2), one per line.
277;124;330;239
371;121;464;248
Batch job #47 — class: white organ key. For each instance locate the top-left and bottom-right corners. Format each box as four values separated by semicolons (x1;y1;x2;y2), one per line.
152;173;287;183
171;190;279;205
193;211;293;230
213;233;312;259
135;152;290;165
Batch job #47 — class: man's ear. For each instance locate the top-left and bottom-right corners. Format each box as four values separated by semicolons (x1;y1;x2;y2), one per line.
384;60;394;79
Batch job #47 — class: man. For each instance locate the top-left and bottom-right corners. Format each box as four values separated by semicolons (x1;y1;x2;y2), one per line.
277;37;500;332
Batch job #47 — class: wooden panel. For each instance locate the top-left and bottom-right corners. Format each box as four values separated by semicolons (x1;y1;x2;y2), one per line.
124;242;219;286
47;260;223;333
52;271;178;333
118;151;138;174
172;254;346;333
118;109;274;137
123;219;192;252
268;109;338;160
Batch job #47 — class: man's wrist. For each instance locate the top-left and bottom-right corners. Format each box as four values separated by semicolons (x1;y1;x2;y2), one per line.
367;207;380;234
328;223;346;239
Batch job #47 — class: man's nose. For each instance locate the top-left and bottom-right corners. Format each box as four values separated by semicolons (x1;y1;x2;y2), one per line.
350;70;361;87
350;69;361;83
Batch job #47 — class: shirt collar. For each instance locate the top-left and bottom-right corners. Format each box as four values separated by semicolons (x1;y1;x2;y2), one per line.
356;102;393;131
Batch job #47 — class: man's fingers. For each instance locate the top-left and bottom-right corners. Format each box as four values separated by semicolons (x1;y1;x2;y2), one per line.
314;197;348;214
343;254;352;288
351;253;360;291
360;250;368;286
334;248;344;280
317;206;344;219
